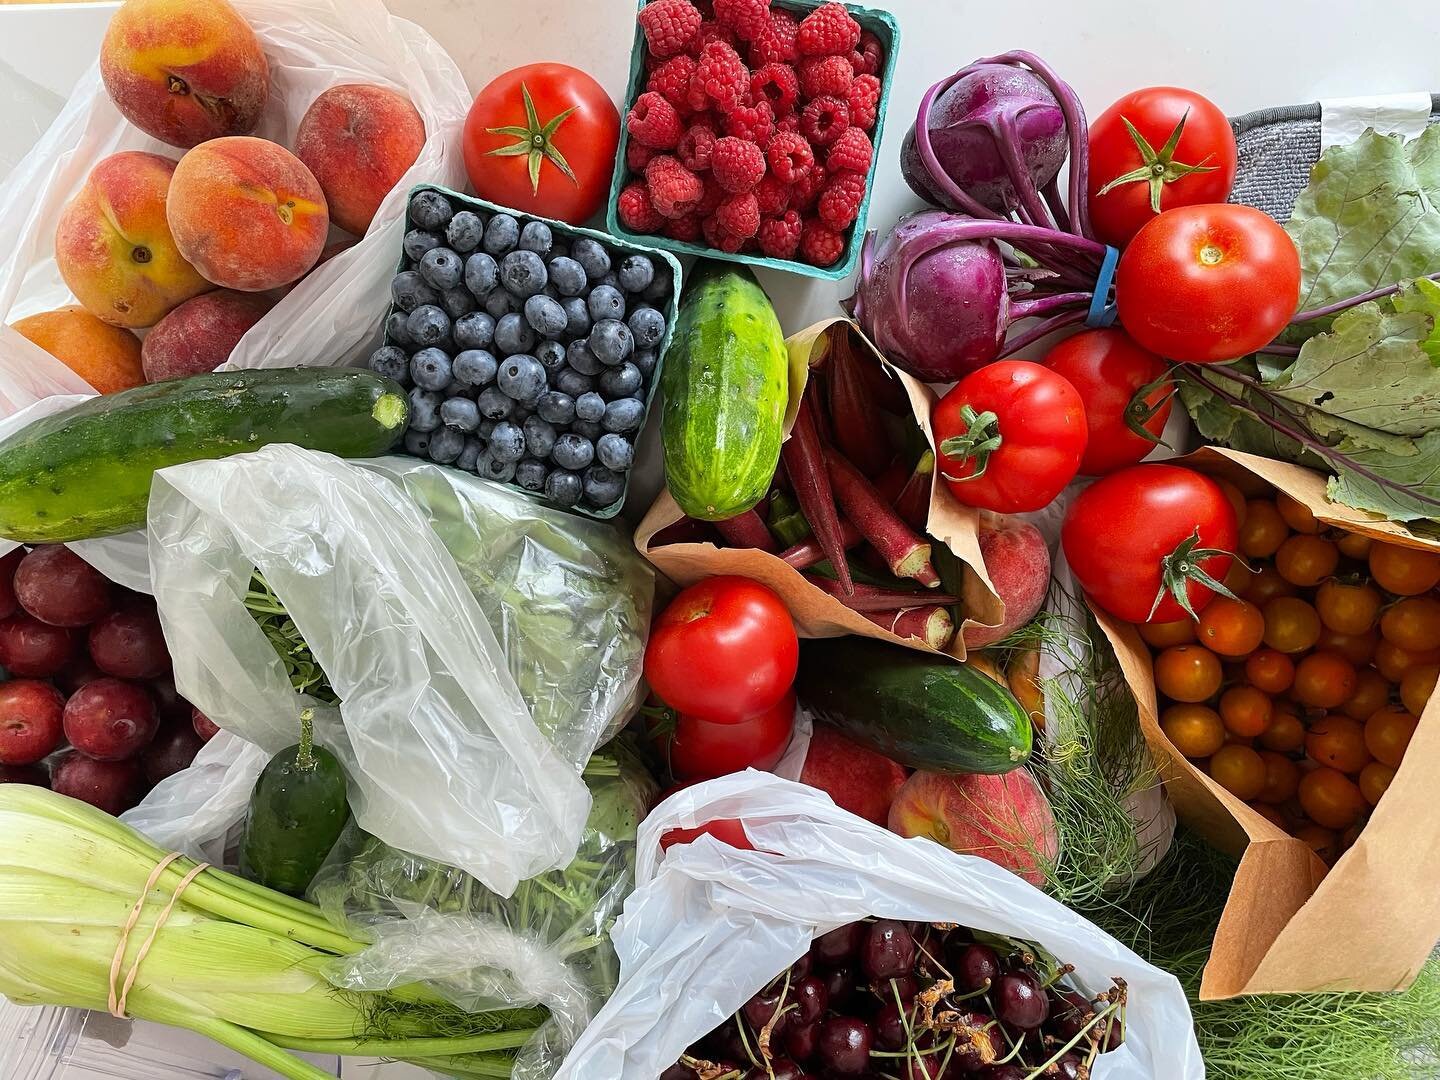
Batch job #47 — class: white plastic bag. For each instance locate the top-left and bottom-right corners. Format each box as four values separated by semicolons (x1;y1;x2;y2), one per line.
556;772;1203;1080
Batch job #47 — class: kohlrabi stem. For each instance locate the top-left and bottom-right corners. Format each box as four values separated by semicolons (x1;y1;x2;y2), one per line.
1290;270;1440;323
997;308;1089;359
1254;344;1300;357
913;74;1008;223
994;112;1059;230
1042;176;1073;233
1010;291;1092;320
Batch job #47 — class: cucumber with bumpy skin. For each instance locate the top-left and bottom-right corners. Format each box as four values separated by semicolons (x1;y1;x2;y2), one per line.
0;368;408;542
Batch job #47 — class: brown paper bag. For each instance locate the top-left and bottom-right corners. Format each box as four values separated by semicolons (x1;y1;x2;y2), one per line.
1093;445;1440;999
635;318;1003;656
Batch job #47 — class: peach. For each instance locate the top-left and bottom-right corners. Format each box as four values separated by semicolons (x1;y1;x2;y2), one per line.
963;514;1051;650
141;289;272;382
167;137;329;292
800;724;909;825
100;0;269;149
10;306;144;394
888;768;1058;885
294;84;425;237
55;151;213;328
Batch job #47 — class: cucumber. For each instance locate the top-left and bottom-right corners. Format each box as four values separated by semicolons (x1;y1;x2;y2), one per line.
660;263;788;521
796;636;1032;773
0;367;408;543
240;710;349;897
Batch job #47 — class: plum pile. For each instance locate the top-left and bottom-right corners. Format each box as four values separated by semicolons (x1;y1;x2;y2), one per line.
0;546;213;814
664;919;1125;1080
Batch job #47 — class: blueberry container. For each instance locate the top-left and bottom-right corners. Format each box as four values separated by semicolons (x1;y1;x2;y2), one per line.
383;183;682;520
607;0;900;280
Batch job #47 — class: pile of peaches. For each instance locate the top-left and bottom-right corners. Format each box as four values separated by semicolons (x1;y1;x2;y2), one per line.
1141;486;1438;866
10;0;426;395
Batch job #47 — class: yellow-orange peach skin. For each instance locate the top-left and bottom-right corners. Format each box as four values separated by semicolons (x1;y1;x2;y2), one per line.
10;306;145;394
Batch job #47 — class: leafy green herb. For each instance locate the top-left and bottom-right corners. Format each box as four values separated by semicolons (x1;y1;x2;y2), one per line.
243;572;339;704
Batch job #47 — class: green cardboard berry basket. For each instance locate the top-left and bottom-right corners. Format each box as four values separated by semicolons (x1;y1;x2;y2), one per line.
386;182;683;521
607;0;901;280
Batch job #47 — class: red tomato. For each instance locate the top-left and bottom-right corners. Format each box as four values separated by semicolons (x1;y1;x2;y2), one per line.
1115;203;1301;363
1087;87;1237;248
462;63;619;225
664;691;797;781
1041;328;1171;476
933;360;1087;513
1061;463;1239;623
659;818;755;852
645;576;798;724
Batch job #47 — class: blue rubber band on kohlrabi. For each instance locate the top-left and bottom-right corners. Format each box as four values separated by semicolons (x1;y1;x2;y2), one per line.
1086;245;1120;328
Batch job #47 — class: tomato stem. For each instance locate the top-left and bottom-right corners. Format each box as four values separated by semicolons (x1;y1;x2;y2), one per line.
483;82;579;195
1150;527;1241;622
1094;109;1219;214
938;405;1003;482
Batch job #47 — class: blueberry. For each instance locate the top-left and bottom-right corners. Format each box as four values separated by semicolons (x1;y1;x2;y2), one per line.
587;285;626;323
483;213;520;256
596;432;636;472
600;361;643;399
410;347;453;391
602;397;645;433
594;271;621;291
464;252;499;297
631;348;659;381
456;437;483;472
551;432;595;471
555;368;595;398
617;254;655;294
497;353;547;401
522;415;558;458
404;229;443;262
547;242;570;262
545;469;583;506
583;464;626;508
440;396;482;432
515;458;548;492
478;453;517;484
454;349;498;387
566;338;604;375
589;319;634;366
575;391;606;422
478;418;496;440
571;418;603;442
369;345;409;384
447;211;485;253
519;220;553;256
410;190;453;231
440;287;476;319
429;426;466;465
392;270;439;312
500;250;548;299
535;339;568;374
520;294;565;338
478;385;514;420
642;271;672;302
406;304;450;346
454;311;496;351
537;390;576;425
385;310;413;346
407;388;443;432
562;296;591;337
572;237;611;281
627;306;666;350
484;288;520;319
547;256;587;297
404;429;432;456
489;420;526;462
419;247;463;290
494;312;538;356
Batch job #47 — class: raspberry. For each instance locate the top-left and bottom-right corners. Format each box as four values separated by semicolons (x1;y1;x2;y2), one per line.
847;74;880;132
638;0;702;58
676;121;718;172
713;0;769;41
798;55;853;99
852;30;883;76
627;140;660;172
747;8;799;66
800;219;846;266
797;2;861;56
793;162;827;211
818;169;865;230
628;91;684;149
750;63;800;116
647;55;698;112
645;155;705;218
758;209;803;259
754;172;790;215
716;191;760;238
777;112;801;135
825;127;872;175
665;214;703;243
766;130;814;183
800;95;849;147
711;135;767;193
701;213;745;253
724;98;775;145
697;173;726;216
696;40;750;112
696;19;739;50
617;181;665;233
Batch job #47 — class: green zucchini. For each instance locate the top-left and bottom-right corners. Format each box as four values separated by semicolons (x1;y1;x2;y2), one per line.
240;710;349;897
0;367;408;543
796;636;1032;773
660;263;788;521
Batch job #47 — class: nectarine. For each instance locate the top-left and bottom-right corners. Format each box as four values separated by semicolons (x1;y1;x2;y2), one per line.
10;306;144;393
963;515;1051;650
141;290;271;382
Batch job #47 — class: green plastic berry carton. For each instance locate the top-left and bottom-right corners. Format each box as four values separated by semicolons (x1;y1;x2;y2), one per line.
607;0;901;281
386;182;683;521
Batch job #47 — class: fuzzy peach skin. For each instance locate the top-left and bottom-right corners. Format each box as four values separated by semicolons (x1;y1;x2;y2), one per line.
294;84;425;237
10;306;144;394
800;724;909;826
55;151;214;329
141;289;271;382
167;137;329;292
963;513;1052;650
100;0;269;149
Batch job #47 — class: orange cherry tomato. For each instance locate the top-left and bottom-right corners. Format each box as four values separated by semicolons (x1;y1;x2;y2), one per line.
1244;648;1295;694
1379;595;1440;653
1298;767;1365;830
1222;559;1252;598
1375;639;1440;683
1219;684;1273;737
1154;644;1223;703
1160;703;1226;758
1314;579;1382;634
1358;761;1396;806
1258;703;1306;752
1291;651;1357;710
1400;663;1438;717
1316;625;1379;667
1208;744;1266;800
1244;566;1297;606
1294;822;1340;862
1341;668;1392;722
1305;714;1370;774
1363;705;1418;767
1238;500;1288;558
1138;618;1196;649
1369;542;1440;596
1335;531;1373;560
1214;478;1248;527
1248;801;1288;829
1256;750;1300;804
1276;492;1320;534
1275;534;1339;587
1262;596;1322;654
1197;596;1265;657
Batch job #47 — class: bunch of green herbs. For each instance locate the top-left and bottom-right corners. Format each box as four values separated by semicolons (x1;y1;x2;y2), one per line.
243;571;338;704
